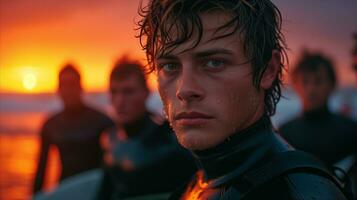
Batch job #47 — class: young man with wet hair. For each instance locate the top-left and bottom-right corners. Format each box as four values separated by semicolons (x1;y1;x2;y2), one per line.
138;0;348;199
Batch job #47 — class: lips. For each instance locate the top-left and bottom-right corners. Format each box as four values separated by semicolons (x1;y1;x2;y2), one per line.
174;111;213;126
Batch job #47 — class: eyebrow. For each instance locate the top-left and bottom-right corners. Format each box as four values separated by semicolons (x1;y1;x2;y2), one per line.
156;48;234;60
193;48;234;58
156;54;177;60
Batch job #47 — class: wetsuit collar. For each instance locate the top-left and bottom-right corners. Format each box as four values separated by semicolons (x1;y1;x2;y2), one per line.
192;115;276;181
303;105;331;120
124;111;150;138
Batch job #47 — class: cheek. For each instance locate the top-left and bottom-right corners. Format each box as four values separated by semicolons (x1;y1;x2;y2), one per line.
130;93;147;111
321;84;332;97
132;93;145;104
295;84;309;101
218;83;260;132
158;82;174;121
112;95;126;110
111;94;119;103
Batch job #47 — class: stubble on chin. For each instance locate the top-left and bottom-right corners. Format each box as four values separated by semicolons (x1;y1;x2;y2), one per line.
175;129;205;150
173;125;222;151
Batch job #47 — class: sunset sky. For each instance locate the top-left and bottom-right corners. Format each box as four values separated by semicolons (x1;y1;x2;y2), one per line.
1;0;356;94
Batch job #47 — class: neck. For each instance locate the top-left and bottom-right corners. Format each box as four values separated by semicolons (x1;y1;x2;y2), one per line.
303;105;330;119
192;115;277;181
123;112;149;138
63;102;85;114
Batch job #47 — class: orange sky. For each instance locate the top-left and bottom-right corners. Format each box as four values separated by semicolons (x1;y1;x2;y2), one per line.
0;1;149;93
0;0;356;94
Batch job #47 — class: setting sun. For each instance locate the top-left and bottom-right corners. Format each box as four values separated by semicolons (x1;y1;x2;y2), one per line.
0;0;355;95
22;73;37;91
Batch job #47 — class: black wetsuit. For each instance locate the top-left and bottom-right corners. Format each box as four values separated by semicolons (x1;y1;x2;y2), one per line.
33;104;114;193
279;106;357;166
97;112;196;199
170;116;347;199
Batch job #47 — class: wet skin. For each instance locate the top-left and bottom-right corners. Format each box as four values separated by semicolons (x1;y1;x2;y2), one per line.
155;11;280;150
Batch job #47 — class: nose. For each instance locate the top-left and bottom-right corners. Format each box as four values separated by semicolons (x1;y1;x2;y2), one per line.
176;67;204;103
112;93;125;108
303;81;317;97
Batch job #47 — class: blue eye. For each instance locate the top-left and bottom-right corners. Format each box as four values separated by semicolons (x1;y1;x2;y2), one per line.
160;63;179;72
157;62;180;77
205;59;225;70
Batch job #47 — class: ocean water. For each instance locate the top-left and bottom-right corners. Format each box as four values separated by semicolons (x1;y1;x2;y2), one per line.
0;93;111;200
0;88;355;200
0;112;60;200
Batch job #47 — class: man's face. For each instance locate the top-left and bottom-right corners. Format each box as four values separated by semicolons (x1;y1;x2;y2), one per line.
110;75;148;124
58;72;82;108
155;12;266;150
294;67;334;111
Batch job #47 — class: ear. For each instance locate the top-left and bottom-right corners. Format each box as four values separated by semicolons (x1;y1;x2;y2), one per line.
260;50;281;90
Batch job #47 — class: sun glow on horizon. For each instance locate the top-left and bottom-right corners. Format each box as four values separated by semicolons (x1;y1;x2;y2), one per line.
22;72;37;91
0;63;158;94
0;66;58;94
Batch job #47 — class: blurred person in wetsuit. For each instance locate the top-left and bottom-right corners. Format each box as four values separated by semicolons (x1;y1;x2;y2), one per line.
137;0;349;199
280;52;357;197
96;57;196;199
279;52;357;167
33;64;114;194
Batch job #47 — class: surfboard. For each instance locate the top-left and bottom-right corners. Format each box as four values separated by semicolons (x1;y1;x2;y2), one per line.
33;169;103;200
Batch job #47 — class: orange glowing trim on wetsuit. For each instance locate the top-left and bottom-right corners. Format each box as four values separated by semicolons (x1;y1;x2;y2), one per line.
182;170;208;200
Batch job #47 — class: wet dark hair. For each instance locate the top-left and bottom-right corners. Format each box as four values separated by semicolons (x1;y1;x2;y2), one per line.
59;63;81;82
138;0;288;116
110;57;148;90
292;52;337;87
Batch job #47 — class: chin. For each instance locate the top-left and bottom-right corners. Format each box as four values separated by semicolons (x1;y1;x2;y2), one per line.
174;128;222;151
117;118;130;124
